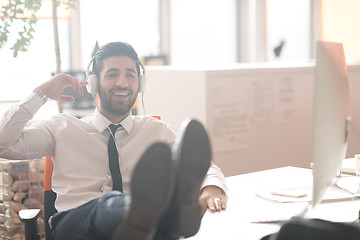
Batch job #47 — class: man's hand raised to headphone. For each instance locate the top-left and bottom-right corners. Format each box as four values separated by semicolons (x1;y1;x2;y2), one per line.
37;73;87;102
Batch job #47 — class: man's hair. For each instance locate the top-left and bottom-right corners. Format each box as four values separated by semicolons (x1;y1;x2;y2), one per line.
92;42;141;80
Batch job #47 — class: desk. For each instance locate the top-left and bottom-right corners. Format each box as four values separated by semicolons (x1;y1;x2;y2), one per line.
189;167;360;240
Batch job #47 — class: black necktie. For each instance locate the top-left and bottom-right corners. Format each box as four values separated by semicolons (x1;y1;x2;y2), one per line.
108;124;123;191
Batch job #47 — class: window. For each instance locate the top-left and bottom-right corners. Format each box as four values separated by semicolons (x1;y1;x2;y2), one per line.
0;19;70;101
79;0;160;68
266;0;311;61
170;0;237;66
319;0;360;60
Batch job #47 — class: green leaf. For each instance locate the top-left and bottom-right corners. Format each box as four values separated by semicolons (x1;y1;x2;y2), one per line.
25;0;33;9
1;0;78;57
31;14;37;21
0;33;9;48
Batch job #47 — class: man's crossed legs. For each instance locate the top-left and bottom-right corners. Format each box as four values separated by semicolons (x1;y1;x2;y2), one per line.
113;119;212;240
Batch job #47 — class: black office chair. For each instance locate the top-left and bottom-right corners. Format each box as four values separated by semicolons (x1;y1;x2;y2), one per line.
19;156;57;240
261;217;360;240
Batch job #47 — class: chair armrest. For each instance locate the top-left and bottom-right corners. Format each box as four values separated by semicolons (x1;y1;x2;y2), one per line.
19;209;41;222
19;209;41;240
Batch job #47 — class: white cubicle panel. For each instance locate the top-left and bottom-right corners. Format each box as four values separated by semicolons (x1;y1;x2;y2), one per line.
143;63;360;176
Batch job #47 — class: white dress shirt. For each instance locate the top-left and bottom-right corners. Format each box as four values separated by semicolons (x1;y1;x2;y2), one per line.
0;92;227;212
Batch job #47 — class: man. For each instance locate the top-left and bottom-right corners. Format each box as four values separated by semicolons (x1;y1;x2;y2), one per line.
0;42;227;239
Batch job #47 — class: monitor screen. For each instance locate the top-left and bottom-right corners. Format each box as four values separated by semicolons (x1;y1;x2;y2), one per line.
311;41;350;208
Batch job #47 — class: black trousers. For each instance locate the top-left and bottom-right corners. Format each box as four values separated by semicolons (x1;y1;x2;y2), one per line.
50;191;130;240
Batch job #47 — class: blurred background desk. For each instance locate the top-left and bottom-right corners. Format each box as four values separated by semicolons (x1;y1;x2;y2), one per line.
189;167;360;240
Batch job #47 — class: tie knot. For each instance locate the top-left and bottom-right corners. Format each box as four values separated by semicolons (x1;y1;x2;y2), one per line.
109;124;121;134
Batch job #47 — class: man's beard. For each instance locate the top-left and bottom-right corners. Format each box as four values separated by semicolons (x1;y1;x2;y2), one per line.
99;87;138;116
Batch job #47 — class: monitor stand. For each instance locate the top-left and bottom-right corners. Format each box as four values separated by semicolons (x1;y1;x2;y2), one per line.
347;116;360;154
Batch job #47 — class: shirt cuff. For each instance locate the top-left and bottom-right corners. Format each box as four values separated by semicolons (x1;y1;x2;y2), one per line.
18;92;46;117
201;177;228;195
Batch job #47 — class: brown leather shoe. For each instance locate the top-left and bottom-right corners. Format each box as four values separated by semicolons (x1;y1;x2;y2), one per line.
156;119;212;239
112;142;175;240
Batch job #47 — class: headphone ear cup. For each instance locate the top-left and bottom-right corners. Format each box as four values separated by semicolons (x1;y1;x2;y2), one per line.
138;75;146;93
86;75;99;94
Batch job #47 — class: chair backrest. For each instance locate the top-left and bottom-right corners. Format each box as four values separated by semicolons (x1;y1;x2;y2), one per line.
43;156;57;239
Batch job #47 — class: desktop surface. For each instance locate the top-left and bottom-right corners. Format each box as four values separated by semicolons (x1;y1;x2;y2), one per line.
188;167;360;240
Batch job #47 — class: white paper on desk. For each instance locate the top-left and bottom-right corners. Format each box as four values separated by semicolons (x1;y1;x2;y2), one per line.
256;188;311;203
256;184;360;203
335;175;360;194
341;158;357;175
250;202;309;223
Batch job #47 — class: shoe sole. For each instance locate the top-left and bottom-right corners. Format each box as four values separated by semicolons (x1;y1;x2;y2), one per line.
112;142;174;240
169;119;212;238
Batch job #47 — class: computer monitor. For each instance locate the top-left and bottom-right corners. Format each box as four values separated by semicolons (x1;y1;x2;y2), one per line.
311;41;350;208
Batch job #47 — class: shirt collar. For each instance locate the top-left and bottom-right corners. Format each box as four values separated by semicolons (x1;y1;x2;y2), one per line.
92;108;133;134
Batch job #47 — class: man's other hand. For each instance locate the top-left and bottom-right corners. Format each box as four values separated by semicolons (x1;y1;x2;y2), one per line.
199;185;227;215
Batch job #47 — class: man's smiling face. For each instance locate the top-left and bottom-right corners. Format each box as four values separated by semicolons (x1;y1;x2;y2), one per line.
98;56;139;120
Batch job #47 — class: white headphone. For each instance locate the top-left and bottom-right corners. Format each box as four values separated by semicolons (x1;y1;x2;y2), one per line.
85;56;147;94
